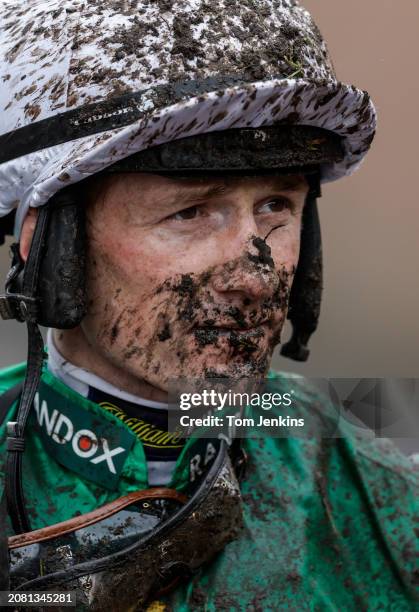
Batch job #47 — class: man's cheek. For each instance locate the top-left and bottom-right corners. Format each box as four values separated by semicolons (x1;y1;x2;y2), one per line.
270;229;301;267
108;296;178;361
269;309;288;346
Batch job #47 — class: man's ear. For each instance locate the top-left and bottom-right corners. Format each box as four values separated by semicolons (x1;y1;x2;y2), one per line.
19;207;39;262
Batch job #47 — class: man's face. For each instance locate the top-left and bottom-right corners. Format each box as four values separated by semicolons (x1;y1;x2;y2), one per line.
82;173;308;390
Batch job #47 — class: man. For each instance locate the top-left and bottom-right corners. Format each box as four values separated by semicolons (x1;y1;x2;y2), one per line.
0;0;417;610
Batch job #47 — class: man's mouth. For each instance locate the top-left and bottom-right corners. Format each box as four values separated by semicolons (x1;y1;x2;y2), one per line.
193;324;269;349
199;326;266;335
196;315;272;331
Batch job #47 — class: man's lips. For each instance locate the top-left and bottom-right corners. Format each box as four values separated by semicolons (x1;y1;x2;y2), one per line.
195;318;272;331
193;323;270;338
192;324;270;356
201;326;265;335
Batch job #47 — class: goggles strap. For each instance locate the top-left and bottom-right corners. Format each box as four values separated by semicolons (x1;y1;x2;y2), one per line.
5;205;50;534
15;439;233;593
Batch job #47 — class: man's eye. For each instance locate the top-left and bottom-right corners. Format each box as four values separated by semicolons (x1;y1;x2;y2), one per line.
169;206;199;221
258;198;290;214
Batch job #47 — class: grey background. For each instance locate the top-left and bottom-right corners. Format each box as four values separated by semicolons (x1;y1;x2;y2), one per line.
1;1;418;381
276;0;419;377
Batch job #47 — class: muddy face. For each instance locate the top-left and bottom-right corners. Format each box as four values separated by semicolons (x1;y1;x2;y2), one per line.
56;173;307;399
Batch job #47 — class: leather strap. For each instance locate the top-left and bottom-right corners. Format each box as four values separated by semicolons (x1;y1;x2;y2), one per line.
9;488;188;549
5;205;50;534
0;384;23;590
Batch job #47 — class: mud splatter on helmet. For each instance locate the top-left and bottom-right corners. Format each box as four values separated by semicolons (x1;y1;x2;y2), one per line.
0;0;376;531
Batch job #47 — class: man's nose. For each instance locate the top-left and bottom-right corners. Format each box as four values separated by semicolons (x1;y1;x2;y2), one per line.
211;237;280;303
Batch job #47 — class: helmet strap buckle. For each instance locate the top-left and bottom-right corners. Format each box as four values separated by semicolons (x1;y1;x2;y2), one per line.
0;244;39;322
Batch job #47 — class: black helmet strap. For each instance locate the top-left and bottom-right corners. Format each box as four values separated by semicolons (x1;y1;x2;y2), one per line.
281;180;322;361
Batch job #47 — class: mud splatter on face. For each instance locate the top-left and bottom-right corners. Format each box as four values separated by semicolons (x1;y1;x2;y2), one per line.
248;237;275;269
157;322;171;341
85;236;295;387
149;250;293;380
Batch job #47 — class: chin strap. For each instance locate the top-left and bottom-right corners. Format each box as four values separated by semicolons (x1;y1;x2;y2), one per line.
4;205;50;534
281;180;323;362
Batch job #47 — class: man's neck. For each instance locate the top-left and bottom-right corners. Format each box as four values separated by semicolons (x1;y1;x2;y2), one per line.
52;327;168;403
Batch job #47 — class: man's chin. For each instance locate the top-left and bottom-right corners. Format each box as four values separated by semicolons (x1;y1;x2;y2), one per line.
141;336;276;389
172;336;276;381
197;352;273;380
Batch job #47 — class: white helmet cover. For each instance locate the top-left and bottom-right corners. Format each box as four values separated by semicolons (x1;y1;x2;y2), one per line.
0;0;376;236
